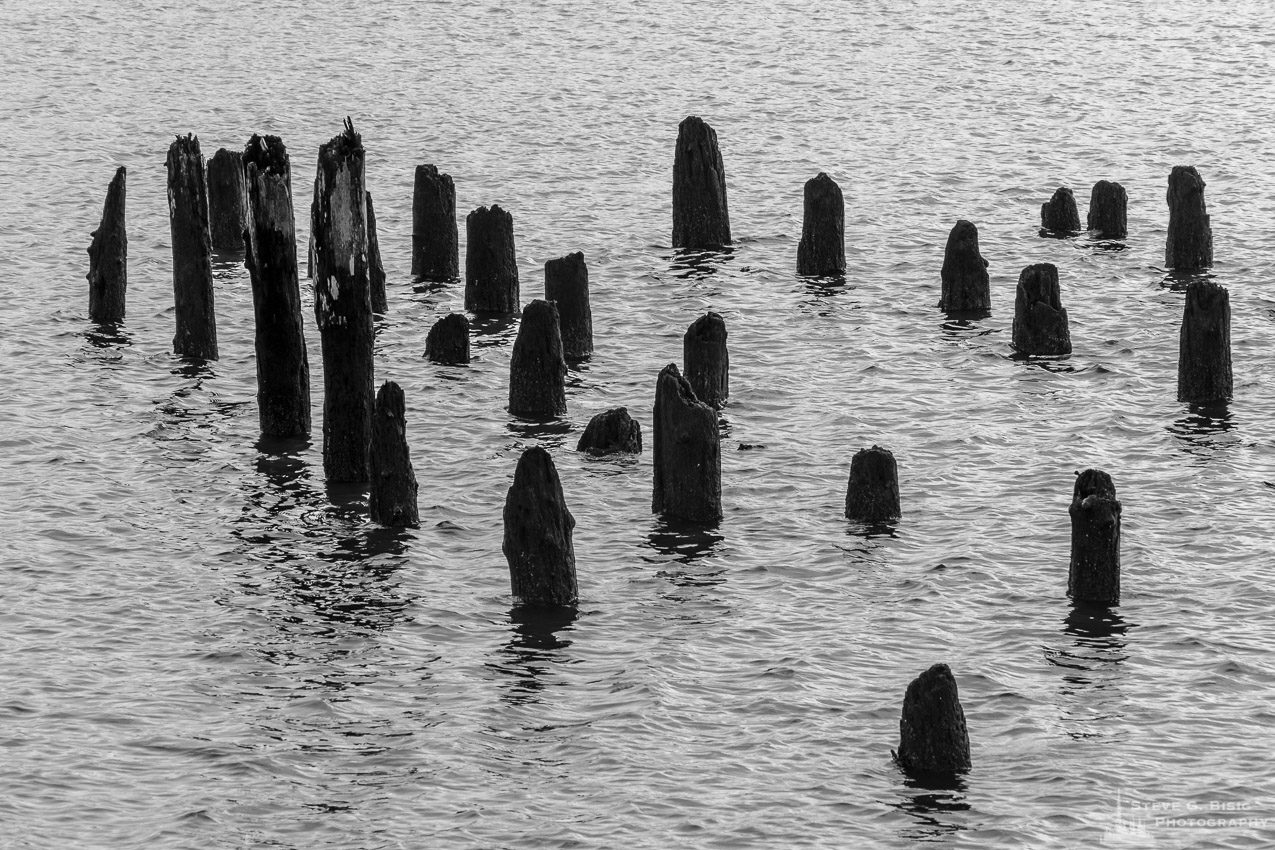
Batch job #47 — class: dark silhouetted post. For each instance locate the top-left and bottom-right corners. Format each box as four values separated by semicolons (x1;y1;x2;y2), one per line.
1166;165;1213;271
1040;187;1081;234
544;252;593;361
509;299;567;417
895;664;971;780
465;205;519;312
683;312;729;409
425;313;470;364
844;445;900;522
243;134;310;438
1012;263;1071;356
938;219;990;314
672;116;731;249
577;408;642;455
87;166;127;323
166;134;218;360
503;446;577;607
412;164;459;280
207;148;248;252
796;172;845;276
369;381;419;527
652;363;721;522
366;191;388;313
306;161;319;279
1087;180;1127;239
312;119;374;482
1177;280;1232;403
1068;469;1121;605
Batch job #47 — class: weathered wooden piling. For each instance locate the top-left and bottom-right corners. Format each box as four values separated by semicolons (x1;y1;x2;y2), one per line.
1040;187;1081;234
503;445;578;607
895;663;971;780
652;363;721;522
87;166;127;323
1177;280;1232;404
465;205;519;312
1165;165;1213;270
844;445;900;522
577;407;642;455
1087;180;1127;239
938;219;990;314
509;299;567;417
425;313;470;364
306;162;319;279
369;381;419;527
312;119;374;482
1068;469;1121;606
796;172;845;277
166;134;218;360
683;312;729;409
366;191;388;314
544;252;593;361
206;148;248;252
243;133;310;438
1011;263;1071;356
672;116;731;249
412;164;459;280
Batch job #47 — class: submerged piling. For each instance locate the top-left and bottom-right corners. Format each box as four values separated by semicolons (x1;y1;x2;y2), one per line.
465;205;519;312
503;446;578;607
366;191;388;313
369;381;419;527
683;312;729;409
1068;469;1121;606
509;299;567;417
1040;187;1081;234
796;172;845;277
652;363;721;522
895;663;971;780
577;407;642;455
87;166;127;323
1011;263;1071;356
1177;280;1232;404
207;148;248;252
938;219;990;314
425;313;470;364
672;116;731;249
166;134;218;360
844;445;900;523
412;164;459;280
1087;180;1127;239
1166;165;1213;271
544;252;593;361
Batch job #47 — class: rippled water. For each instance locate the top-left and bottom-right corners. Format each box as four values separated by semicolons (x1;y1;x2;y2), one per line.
3;0;1275;846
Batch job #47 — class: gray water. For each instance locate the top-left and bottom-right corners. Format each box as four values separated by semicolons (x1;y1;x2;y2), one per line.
3;0;1275;846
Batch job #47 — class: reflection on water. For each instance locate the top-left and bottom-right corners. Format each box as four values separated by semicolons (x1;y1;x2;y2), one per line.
1160;269;1215;291
646;517;723;568
669;246;735;281
491;605;578;705
846;518;899;540
1168;402;1235;456
1008;351;1075;370
1046;604;1133;740
81;321;132;350
892;775;971;842
506;417;572;446
801;273;847;294
939;316;994;339
1087;236;1128;253
470;313;518;345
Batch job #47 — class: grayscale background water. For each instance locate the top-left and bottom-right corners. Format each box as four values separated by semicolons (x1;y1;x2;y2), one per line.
2;0;1274;846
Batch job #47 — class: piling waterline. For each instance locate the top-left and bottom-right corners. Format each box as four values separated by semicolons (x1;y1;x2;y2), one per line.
796;172;845;277
1087;180;1128;239
412;164;459;280
684;312;729;409
672;116;731;249
1068;469;1121;606
166;134;218;360
544;251;593;361
652;363;721;522
577;407;642;455
465;205;519;313
87;166;127;323
425;313;470;364
509;299;567;418
206;148;248;252
369;381;419;527
1011;263;1071;356
1166;165;1213;271
844;445;900;523
366;191;388;314
895;663;971;781
1177;280;1232;404
938;219;990;314
503;445;578;608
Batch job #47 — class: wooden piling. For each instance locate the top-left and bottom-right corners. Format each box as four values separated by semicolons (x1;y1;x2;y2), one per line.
1165;165;1213;270
796;172;845;277
1177;280;1232;404
206;148;248;252
87;166;127;323
895;663;971;780
465;205;519;313
369;381;419;527
577;407;642;455
683;312;729;409
412;164;459;280
1040;187;1081;234
1068;469;1121;605
672;116;731;249
938;219;990;314
425;313;470;364
509;299;567;417
1087;180;1127;239
1011;263;1071;356
652;363;721;522
544;251;593;361
844;445;900;522
166;134;218;360
503;445;578;607
366;191;388;313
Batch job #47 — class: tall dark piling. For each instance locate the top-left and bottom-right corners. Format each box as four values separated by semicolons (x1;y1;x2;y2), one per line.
369;381;419;527
895;663;971;780
166;134;218;360
577;407;642;455
683;312;729;409
844;445;900;522
312;119;374;482
465;205;519;313
1166;165;1213;270
366;191;388;314
87;166;127;323
1177;280;1232;404
243;134;310;438
652;363;721;522
1040;187;1081;234
206;148;248;252
796;172;845;276
425;313;470;364
306;161;319;279
412;164;459;280
509;299;567;417
938;219;990;314
1087;180;1127;239
1068;469;1121;606
672;116;731;249
503;446;577;607
1011;263;1071;356
544;252;593;361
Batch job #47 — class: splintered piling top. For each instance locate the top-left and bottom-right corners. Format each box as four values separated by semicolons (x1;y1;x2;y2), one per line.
243;134;290;177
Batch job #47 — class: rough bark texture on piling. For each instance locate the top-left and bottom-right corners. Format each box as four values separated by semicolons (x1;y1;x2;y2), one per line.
87;166;127;323
312;119;374;482
465;205;519;312
796;172;845;276
672;116;731;249
1165;165;1213;270
503;446;578;607
1040;187;1081;234
207;148;248;252
243;135;310;438
425;313;470;364
306;161;319;279
896;663;971;779
844;445;900;522
577;407;642;455
1087;180;1128;239
366;191;388;314
938;219;990;313
1011;263;1071;356
166;134;218;360
544;251;593;361
652;363;721;522
412;164;459;280
369;381;419;527
509;299;567;417
1177;280;1232;404
683;312;729;409
1068;469;1121;606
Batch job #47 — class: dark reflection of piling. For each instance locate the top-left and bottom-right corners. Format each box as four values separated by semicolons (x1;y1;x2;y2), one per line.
505;418;573;447
845;518;899;540
645;516;723;568
1167;402;1235;454
1160;268;1214;291
668;246;735;280
469;313;518;349
1046;603;1132;739
492;605;578;705
82;321;132;350
891;776;971;842
1087;236;1128;253
938;316;995;340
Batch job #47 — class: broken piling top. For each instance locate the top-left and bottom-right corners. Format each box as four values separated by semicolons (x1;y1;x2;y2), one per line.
87;165;127;324
938;219;990;314
1177;280;1232;404
896;663;971;780
509;299;567;418
683;311;729;409
207;148;248;252
1087;180;1128;239
577;407;642;456
796;172;845;277
369;381;420;528
1011;263;1071;356
425;313;471;364
844;445;900;523
672;115;731;249
1068;469;1122;605
166;133;218;361
465;204;520;313
652;363;722;522
1040;186;1081;234
412;164;459;280
544;251;594;361
503;445;578;608
243;133;292;188
1166;165;1213;270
